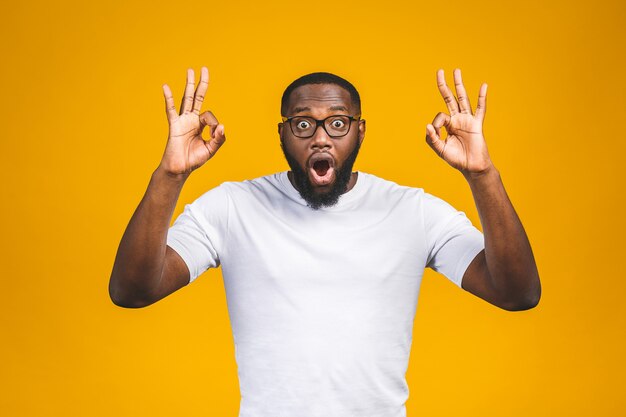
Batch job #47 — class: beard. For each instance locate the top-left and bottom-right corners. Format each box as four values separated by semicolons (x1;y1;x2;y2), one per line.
280;137;361;210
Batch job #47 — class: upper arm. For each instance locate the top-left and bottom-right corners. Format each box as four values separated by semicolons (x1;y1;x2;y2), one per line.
461;249;509;310
165;185;229;284
145;245;191;306
423;192;485;289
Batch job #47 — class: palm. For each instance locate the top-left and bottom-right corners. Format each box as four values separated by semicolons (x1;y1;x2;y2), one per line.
160;67;226;176
163;113;212;174
426;69;492;174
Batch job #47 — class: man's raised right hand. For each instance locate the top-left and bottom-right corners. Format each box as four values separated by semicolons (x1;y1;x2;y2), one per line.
159;67;226;178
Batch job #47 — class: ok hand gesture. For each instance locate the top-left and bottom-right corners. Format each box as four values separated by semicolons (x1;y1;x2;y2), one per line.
426;69;493;176
159;67;226;177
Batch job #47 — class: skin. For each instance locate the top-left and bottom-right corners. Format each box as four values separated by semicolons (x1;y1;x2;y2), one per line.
109;67;223;307
278;83;366;206
425;69;541;311
109;66;541;312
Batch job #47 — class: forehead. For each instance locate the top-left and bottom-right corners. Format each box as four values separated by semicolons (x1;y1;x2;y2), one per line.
286;83;354;116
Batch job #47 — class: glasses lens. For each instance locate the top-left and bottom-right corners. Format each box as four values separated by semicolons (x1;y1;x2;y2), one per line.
325;116;351;137
290;117;316;137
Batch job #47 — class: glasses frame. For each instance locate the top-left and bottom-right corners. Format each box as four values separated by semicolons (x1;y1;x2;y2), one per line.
281;114;362;139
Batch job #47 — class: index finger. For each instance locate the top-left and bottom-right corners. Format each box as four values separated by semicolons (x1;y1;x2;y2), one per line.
437;69;460;116
199;110;220;137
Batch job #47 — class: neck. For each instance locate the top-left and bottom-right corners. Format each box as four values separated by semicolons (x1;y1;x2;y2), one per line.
346;171;358;192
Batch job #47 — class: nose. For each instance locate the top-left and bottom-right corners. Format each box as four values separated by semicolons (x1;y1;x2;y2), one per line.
310;124;332;149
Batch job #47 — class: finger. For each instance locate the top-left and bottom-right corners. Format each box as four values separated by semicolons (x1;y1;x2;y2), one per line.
162;84;178;124
192;67;209;115
475;83;488;120
432;111;451;138
426;124;445;157
199;111;220;137
432;112;451;128
453;68;472;115
180;68;195;115
206;124;226;158
437;69;460;116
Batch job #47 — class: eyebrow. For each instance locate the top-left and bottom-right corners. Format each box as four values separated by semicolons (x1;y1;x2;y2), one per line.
292;105;349;114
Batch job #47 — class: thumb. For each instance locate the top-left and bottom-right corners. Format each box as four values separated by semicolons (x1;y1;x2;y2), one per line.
425;124;445;157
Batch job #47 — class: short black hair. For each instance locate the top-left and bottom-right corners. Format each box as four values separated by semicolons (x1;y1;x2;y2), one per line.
280;72;361;116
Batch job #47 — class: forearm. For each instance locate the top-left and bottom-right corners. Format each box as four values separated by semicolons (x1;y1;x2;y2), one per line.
463;165;541;307
109;166;189;306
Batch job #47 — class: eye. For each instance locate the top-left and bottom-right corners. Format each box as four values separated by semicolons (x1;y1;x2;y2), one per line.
296;120;311;130
330;119;346;128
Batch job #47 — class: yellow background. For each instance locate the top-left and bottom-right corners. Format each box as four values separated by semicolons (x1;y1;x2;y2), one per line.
2;0;624;415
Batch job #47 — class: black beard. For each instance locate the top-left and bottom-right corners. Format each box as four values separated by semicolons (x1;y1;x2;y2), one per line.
280;138;361;210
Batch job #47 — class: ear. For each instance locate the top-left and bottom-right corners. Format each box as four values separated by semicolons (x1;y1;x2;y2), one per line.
358;119;366;145
278;124;285;150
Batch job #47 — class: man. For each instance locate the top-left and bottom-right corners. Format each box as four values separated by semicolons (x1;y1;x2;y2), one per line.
109;67;541;416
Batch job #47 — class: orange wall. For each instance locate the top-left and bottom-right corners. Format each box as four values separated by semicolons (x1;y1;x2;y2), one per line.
1;0;624;415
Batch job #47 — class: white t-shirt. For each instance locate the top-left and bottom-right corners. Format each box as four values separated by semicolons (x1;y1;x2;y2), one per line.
166;171;484;417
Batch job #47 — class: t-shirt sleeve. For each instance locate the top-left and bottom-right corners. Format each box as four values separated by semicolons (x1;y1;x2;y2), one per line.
422;191;485;288
166;183;230;284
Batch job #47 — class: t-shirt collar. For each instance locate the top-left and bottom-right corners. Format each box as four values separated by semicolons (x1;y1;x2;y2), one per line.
277;170;366;210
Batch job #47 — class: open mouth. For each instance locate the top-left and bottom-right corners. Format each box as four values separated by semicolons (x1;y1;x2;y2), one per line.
308;153;335;186
313;159;330;176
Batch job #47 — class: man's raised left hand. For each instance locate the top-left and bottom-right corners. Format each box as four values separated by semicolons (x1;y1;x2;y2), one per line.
426;69;494;177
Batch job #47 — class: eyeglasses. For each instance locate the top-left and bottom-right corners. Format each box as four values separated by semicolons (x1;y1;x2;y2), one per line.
281;114;361;138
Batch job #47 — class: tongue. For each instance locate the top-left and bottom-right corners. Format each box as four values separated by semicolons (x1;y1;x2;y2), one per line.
313;160;330;176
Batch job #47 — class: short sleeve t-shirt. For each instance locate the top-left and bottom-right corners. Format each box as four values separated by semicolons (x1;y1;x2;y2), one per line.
166;171;484;417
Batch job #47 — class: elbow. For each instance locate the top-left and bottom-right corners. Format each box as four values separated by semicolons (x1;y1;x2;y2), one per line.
502;295;540;311
108;277;153;309
109;293;151;309
501;280;542;312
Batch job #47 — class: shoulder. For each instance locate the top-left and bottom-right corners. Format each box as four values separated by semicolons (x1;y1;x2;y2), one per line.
363;172;452;209
358;171;426;202
224;172;284;194
194;172;281;196
221;172;288;205
359;172;462;219
421;190;456;211
191;172;289;209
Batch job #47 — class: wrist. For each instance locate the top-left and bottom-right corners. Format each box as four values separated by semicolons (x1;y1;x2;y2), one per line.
154;164;190;184
462;163;499;184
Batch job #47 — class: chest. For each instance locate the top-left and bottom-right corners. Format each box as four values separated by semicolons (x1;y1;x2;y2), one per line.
221;203;428;287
